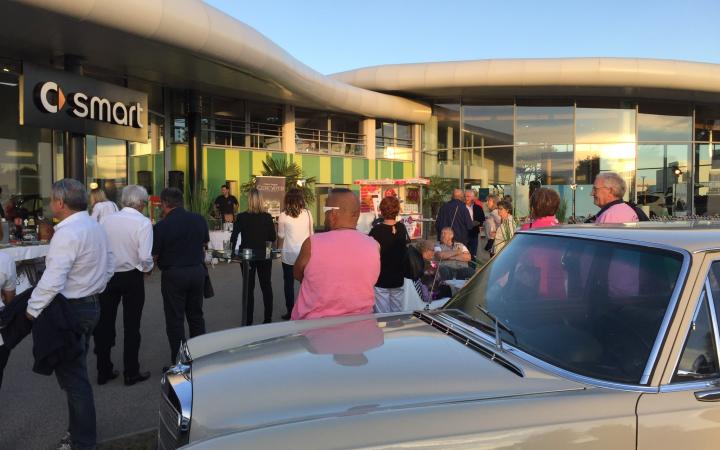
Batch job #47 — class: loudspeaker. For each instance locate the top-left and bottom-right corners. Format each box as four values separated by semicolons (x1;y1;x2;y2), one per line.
437;150;447;162
168;171;184;192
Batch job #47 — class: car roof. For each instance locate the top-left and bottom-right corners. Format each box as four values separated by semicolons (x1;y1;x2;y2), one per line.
523;222;720;254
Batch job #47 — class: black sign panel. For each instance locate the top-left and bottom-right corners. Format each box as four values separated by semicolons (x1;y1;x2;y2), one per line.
19;63;148;143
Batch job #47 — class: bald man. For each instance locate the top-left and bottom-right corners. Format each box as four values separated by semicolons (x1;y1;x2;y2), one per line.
292;189;380;320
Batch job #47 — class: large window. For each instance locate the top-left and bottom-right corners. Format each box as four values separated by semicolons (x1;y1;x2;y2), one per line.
86;136;126;203
0;72;53;217
515;106;574;218
376;120;413;160
296;110;364;156
129;113;165;197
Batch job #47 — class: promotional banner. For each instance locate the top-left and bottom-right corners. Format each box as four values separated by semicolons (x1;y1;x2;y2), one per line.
360;185;382;214
255;176;286;217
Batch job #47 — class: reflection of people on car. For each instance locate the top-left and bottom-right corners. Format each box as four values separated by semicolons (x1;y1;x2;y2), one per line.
301;319;384;366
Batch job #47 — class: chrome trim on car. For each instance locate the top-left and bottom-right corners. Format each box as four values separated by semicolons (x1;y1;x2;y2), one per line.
705;279;720;372
660;380;719;393
159;363;192;449
639;248;692;385
432;312;658;393
177;340;192;365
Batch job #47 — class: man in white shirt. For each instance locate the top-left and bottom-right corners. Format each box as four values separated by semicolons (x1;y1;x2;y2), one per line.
26;178;113;450
0;251;17;388
94;185;153;387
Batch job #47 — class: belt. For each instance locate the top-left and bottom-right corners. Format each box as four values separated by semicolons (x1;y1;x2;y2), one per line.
66;295;98;304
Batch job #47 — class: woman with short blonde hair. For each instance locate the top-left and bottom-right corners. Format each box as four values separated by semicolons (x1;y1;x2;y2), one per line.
89;187;117;222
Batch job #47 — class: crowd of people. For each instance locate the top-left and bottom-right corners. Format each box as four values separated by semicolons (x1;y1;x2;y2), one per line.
0;171;643;449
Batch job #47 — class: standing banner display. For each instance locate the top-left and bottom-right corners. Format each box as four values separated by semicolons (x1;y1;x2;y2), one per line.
19;63;148;143
255;176;286;217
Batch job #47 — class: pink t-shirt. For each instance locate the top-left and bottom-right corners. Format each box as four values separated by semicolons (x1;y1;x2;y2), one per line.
520;215;558;231
596;203;638;224
292;229;380;320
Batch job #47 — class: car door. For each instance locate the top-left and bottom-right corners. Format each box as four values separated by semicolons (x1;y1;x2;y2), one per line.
636;257;720;450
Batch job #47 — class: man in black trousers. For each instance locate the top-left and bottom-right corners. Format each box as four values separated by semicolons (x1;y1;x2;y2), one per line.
152;187;209;365
94;185;154;386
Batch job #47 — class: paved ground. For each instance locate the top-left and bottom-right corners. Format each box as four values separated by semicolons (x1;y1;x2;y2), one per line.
0;260;294;450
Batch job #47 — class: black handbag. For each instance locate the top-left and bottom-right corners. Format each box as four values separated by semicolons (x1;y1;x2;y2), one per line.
203;265;215;299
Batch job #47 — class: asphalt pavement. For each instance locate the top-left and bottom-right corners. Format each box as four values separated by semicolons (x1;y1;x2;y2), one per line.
0;260;293;450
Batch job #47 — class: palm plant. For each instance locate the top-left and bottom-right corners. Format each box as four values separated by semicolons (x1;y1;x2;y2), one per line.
187;184;215;228
241;155;316;204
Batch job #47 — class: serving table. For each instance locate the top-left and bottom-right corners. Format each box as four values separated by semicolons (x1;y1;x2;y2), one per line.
0;243;49;294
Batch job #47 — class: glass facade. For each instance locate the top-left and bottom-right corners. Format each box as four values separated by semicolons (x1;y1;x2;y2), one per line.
0;70;53;217
421;100;720;219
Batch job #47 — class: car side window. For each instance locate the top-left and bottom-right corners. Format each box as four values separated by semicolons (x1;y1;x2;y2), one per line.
672;289;719;382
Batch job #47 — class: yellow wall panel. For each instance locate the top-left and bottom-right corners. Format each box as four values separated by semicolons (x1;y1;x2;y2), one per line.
252;151;268;175
343;158;353;184
226;149;240;183
319;156;331;184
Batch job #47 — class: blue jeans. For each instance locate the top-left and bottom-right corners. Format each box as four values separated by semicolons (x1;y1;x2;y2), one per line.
55;297;100;450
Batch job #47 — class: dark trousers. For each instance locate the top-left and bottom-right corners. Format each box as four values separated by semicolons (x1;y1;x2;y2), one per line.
55;297;100;450
281;262;295;314
468;235;479;258
161;266;205;364
246;260;273;324
93;270;145;377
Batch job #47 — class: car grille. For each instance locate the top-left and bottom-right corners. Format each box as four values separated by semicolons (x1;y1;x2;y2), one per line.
158;364;192;449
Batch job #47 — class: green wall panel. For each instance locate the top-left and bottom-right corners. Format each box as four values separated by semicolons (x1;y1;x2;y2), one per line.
302;155;321;180
379;160;393;178
206;147;226;198
352;158;368;180
331;157;344;184
393;161;404;179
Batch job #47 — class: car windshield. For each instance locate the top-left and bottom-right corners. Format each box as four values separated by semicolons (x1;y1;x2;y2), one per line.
442;233;685;384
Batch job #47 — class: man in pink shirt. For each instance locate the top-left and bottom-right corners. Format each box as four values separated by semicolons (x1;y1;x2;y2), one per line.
591;172;639;224
292;189;380;320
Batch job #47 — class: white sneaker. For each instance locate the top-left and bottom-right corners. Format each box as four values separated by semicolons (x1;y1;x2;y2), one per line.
56;432;72;450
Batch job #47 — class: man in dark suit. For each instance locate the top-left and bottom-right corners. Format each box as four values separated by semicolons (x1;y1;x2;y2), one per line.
434;189;473;246
464;189;485;258
152;188;209;365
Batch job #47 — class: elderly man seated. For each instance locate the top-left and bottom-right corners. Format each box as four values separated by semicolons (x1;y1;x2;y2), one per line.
436;227;475;280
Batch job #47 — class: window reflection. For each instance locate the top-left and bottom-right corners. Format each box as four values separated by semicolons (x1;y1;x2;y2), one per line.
638;113;692;142
516;106;573;144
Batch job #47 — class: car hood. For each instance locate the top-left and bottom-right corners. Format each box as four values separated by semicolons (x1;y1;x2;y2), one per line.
188;313;586;443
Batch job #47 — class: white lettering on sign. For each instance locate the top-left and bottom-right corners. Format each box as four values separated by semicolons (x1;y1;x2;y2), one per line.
37;81;144;129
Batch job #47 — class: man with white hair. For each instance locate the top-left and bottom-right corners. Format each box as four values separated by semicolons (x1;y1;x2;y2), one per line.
591;172;640;223
94;185;153;387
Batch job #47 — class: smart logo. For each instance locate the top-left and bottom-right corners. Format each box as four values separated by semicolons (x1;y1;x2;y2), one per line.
34;80;144;128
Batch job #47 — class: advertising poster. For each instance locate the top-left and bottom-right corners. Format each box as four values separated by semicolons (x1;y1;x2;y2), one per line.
360;185;382;214
399;214;423;239
255;176;285;217
403;187;420;214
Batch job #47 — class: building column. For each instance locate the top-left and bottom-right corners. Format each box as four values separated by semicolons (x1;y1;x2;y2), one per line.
162;87;173;189
62;55;86;183
413;123;422;178
282;104;296;154
362;118;376;161
187;90;203;193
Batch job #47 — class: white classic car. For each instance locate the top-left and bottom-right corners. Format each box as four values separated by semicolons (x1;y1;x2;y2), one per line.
160;224;720;449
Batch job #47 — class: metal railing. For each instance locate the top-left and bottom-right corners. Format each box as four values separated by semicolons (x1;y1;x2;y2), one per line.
295;127;365;156
202;117;282;150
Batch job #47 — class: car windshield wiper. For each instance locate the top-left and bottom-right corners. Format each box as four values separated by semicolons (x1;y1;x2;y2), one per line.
474;305;516;351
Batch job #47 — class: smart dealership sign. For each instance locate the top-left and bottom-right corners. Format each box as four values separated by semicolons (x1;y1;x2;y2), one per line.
19;63;148;143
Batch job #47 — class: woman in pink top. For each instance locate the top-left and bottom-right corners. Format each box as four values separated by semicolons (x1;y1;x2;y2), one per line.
291;189;380;320
520;188;560;231
519;187;563;299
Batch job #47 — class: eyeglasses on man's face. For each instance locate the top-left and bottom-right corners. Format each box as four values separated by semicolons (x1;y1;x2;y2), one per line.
322;206;340;213
591;185;609;193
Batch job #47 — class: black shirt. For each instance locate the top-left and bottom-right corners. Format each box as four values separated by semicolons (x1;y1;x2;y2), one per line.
230;212;276;255
214;195;239;215
369;222;409;288
152;207;209;270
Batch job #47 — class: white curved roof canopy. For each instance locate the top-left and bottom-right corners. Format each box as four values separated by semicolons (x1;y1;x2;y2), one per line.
332;58;720;102
8;0;431;123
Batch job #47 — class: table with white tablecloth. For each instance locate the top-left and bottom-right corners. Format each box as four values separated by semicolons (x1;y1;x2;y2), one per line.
208;230;233;251
0;244;49;294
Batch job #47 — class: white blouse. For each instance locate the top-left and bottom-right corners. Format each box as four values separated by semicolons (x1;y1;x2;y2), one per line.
91;200;118;223
277;209;313;265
